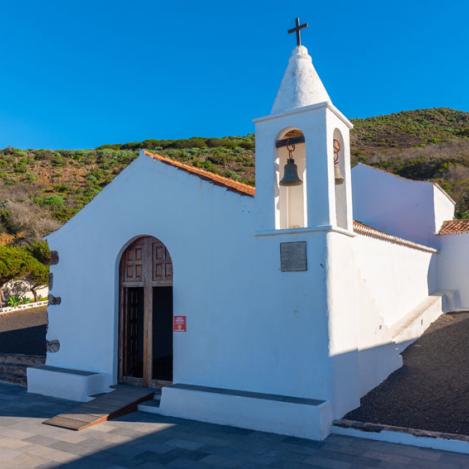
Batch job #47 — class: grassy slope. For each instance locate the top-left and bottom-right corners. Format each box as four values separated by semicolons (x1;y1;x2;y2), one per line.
0;108;468;244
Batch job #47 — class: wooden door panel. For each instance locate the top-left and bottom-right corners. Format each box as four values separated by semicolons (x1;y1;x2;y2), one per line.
152;240;173;285
122;239;145;284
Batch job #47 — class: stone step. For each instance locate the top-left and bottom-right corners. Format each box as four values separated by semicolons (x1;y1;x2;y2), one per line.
0;353;45;367
0;363;27;377
0;354;45;386
0;373;26;386
138;399;161;413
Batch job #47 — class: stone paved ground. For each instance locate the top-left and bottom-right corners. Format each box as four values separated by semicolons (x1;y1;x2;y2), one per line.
1;384;469;468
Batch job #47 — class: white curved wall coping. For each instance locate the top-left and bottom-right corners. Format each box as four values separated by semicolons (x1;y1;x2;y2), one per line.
0;300;48;316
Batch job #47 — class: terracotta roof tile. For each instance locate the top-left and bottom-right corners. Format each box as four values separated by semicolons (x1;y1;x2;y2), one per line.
353;221;436;252
144;150;256;197
439;220;469;235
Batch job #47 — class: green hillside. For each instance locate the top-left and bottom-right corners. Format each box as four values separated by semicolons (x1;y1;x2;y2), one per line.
0;108;468;246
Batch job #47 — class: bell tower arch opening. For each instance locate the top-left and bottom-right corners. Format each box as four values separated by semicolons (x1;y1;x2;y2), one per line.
275;128;308;229
333;129;347;229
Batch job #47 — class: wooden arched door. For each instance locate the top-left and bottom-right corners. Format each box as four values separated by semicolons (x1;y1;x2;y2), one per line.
119;236;173;387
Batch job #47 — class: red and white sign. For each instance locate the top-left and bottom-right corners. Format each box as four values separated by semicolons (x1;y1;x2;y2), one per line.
173;315;187;332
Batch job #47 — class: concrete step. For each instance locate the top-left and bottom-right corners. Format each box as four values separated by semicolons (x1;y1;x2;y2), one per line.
138;395;161;414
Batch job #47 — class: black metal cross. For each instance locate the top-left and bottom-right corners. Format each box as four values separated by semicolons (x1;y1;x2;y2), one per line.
288;17;308;46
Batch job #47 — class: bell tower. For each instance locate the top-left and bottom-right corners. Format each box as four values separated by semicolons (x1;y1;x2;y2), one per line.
254;18;353;234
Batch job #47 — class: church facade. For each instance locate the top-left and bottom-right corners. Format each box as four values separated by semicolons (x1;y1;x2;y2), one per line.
27;40;469;440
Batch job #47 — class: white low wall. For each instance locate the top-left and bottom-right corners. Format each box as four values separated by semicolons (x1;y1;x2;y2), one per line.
0;300;48;316
354;235;436;327
327;230;441;419
438;233;469;311
353;235;439;397
27;366;111;402
151;385;333;441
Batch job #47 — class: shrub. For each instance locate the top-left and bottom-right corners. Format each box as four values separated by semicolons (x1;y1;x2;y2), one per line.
7;295;21;307
34;195;64;207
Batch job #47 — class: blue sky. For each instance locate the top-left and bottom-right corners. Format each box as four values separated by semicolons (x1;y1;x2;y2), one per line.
0;0;467;149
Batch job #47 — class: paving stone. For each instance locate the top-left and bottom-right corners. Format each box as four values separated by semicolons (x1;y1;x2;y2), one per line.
165;437;206;450
2;383;469;467
363;449;413;464
200;454;241;467
303;454;352;468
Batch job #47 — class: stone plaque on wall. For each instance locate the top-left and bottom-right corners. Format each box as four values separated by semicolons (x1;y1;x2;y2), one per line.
280;241;307;272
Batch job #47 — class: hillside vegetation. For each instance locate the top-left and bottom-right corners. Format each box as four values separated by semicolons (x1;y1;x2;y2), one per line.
0;108;468;248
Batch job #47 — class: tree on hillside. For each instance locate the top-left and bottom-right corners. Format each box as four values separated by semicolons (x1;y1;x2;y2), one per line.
0;245;49;304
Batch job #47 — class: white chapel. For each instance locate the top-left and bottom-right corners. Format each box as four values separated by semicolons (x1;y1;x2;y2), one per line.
27;21;469;440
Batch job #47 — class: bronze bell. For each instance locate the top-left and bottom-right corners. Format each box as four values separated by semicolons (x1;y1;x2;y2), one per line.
279;143;302;187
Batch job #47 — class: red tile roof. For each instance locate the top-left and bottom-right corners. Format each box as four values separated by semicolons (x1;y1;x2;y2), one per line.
439;220;469;235
353;221;436;252
144;150;256;197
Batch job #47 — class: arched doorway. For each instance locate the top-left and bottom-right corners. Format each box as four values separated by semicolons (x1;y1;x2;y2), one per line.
118;236;173;387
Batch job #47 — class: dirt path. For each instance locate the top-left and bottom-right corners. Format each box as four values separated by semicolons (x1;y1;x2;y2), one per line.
347;312;469;436
0;305;47;333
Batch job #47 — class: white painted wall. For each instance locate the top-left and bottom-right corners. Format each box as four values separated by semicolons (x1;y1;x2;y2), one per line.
353;234;436;326
438;233;469;311
352;164;454;247
327;229;440;418
45;152;332;402
433;185;455;236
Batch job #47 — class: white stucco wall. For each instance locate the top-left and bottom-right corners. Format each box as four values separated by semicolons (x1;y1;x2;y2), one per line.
352;164;454;247
353;234;436;327
433;185;455;236
46;153;333;401
326;229;439;418
437;233;469;311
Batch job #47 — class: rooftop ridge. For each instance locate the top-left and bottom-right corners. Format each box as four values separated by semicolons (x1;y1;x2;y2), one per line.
143;150;256;197
353;220;437;253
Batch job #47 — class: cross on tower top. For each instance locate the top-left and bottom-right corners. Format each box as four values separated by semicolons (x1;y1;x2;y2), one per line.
288;17;308;47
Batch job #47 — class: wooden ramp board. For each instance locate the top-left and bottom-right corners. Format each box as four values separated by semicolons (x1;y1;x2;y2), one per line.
44;385;154;431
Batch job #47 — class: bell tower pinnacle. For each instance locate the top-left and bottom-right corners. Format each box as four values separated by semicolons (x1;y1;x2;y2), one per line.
254;18;353;234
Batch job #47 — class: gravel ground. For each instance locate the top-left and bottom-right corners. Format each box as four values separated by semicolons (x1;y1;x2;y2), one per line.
347;311;469;436
0;306;47;333
0;306;48;355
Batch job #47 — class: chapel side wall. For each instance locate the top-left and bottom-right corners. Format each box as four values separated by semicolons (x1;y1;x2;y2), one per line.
326;231;360;419
437;234;469;311
353;235;435;327
46;154;329;400
352;164;437;247
327;231;437;417
433;185;455;235
353;235;437;396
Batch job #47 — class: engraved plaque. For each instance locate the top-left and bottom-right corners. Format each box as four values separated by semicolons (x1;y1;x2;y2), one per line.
280;241;307;272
